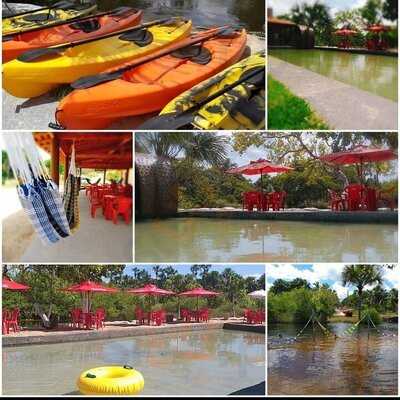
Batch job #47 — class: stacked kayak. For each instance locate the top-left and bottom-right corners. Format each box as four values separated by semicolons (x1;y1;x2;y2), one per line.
3;1;97;35
3;18;192;98
153;51;265;130
2;7;143;63
54;28;247;129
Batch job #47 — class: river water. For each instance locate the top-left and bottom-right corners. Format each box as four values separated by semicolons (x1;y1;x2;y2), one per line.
135;218;397;262
270;49;398;101
268;322;398;395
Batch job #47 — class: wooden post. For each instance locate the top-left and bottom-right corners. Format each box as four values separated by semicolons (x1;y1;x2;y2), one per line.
64;155;70;183
103;169;107;184
51;135;60;186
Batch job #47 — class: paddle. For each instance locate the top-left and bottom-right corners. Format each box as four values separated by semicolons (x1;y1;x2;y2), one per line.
17;17;176;62
2;0;75;19
137;65;265;130
70;25;231;89
3;7;135;40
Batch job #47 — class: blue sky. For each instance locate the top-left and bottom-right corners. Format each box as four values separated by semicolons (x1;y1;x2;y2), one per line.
269;0;367;17
125;264;265;279
267;264;398;299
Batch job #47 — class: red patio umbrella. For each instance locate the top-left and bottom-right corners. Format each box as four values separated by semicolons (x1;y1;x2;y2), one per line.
368;25;388;33
227;158;293;189
61;280;118;313
2;277;30;291
127;284;175;296
319;145;397;182
335;28;358;36
178;287;220;312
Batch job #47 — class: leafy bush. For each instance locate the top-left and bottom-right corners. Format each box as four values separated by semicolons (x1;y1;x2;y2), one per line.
361;307;382;325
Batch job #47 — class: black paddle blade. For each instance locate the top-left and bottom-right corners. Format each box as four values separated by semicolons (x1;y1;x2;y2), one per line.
137;112;195;130
53;0;76;10
71;71;123;89
17;46;64;62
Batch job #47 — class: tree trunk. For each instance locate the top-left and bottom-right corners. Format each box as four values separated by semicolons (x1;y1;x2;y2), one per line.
358;287;362;321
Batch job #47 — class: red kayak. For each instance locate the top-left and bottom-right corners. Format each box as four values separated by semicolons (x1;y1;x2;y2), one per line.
2;7;142;63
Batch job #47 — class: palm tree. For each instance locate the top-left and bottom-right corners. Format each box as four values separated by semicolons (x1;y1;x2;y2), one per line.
342;265;383;320
135;132;228;167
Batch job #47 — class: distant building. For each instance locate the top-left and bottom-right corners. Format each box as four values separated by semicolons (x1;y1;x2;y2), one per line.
267;7;315;49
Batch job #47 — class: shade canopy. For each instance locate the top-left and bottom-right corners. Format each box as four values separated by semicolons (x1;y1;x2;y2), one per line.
248;289;266;299
127;284;175;296
319;145;397;165
2;277;30;291
61;280;118;293
226;159;294;176
34;132;132;170
178;287;220;297
368;25;388;32
335;29;358;36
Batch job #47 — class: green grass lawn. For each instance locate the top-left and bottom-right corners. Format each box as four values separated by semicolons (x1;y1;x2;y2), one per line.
268;75;329;130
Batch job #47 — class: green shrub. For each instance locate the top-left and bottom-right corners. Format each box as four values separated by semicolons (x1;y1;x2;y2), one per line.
361;307;382;325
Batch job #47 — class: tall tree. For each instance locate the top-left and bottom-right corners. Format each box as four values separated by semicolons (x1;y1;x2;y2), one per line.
382;0;398;21
360;0;382;25
342;265;383;320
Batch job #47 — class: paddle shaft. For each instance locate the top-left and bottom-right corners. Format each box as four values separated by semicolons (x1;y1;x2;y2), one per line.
71;25;230;89
3;7;135;39
2;0;73;19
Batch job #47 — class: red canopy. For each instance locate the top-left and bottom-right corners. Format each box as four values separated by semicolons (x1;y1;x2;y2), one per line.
178;287;220;297
61;280;118;293
2;277;30;291
368;25;388;33
226;159;294;176
127;284;175;296
320;145;397;165
335;29;358;36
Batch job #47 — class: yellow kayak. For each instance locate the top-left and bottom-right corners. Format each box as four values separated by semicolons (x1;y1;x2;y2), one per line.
3;18;192;98
2;1;97;35
160;51;265;130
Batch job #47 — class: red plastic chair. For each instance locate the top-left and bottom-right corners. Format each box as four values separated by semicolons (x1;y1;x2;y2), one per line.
198;308;209;322
112;197;132;224
150;310;164;326
268;191;287;211
255;310;265;324
135;307;146;325
180;308;192;322
328;189;344;211
345;184;364;211
89;189;104;218
7;309;21;333
243;191;262;211
365;188;377;211
70;308;82;329
2;309;10;334
244;309;254;324
94;308;105;330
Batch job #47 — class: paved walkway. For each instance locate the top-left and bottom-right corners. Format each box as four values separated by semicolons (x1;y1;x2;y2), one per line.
269;56;398;130
20;192;133;263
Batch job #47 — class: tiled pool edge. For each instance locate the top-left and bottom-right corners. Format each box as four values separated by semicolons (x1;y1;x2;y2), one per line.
3;322;265;347
177;209;398;224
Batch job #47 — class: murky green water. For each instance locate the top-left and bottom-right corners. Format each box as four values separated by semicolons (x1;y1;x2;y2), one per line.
268;322;398;395
2;330;265;395
135;218;398;262
270;49;398;101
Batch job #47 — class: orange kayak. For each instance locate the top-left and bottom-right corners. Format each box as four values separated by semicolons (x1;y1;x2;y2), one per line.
2;7;142;63
55;28;247;129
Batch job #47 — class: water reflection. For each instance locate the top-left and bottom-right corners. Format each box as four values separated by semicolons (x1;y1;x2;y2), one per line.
268;323;398;395
3;330;265;395
270;49;398;101
94;0;264;32
135;218;397;262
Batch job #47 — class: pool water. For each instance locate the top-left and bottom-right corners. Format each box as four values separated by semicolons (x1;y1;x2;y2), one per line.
2;330;265;395
269;49;398;101
135;218;398;262
268;322;398;395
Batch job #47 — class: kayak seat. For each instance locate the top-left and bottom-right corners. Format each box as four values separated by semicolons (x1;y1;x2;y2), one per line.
23;13;57;22
240;66;265;87
171;44;212;65
119;29;153;47
69;19;101;33
226;93;265;125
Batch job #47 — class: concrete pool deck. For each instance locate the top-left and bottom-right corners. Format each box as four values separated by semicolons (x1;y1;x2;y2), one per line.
178;208;398;224
3;319;265;347
269;56;397;130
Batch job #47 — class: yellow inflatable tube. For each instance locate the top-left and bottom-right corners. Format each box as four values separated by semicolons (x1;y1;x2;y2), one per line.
77;365;144;395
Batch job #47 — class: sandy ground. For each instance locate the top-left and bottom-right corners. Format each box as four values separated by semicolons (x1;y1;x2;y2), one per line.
3;192;133;263
2;34;265;130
